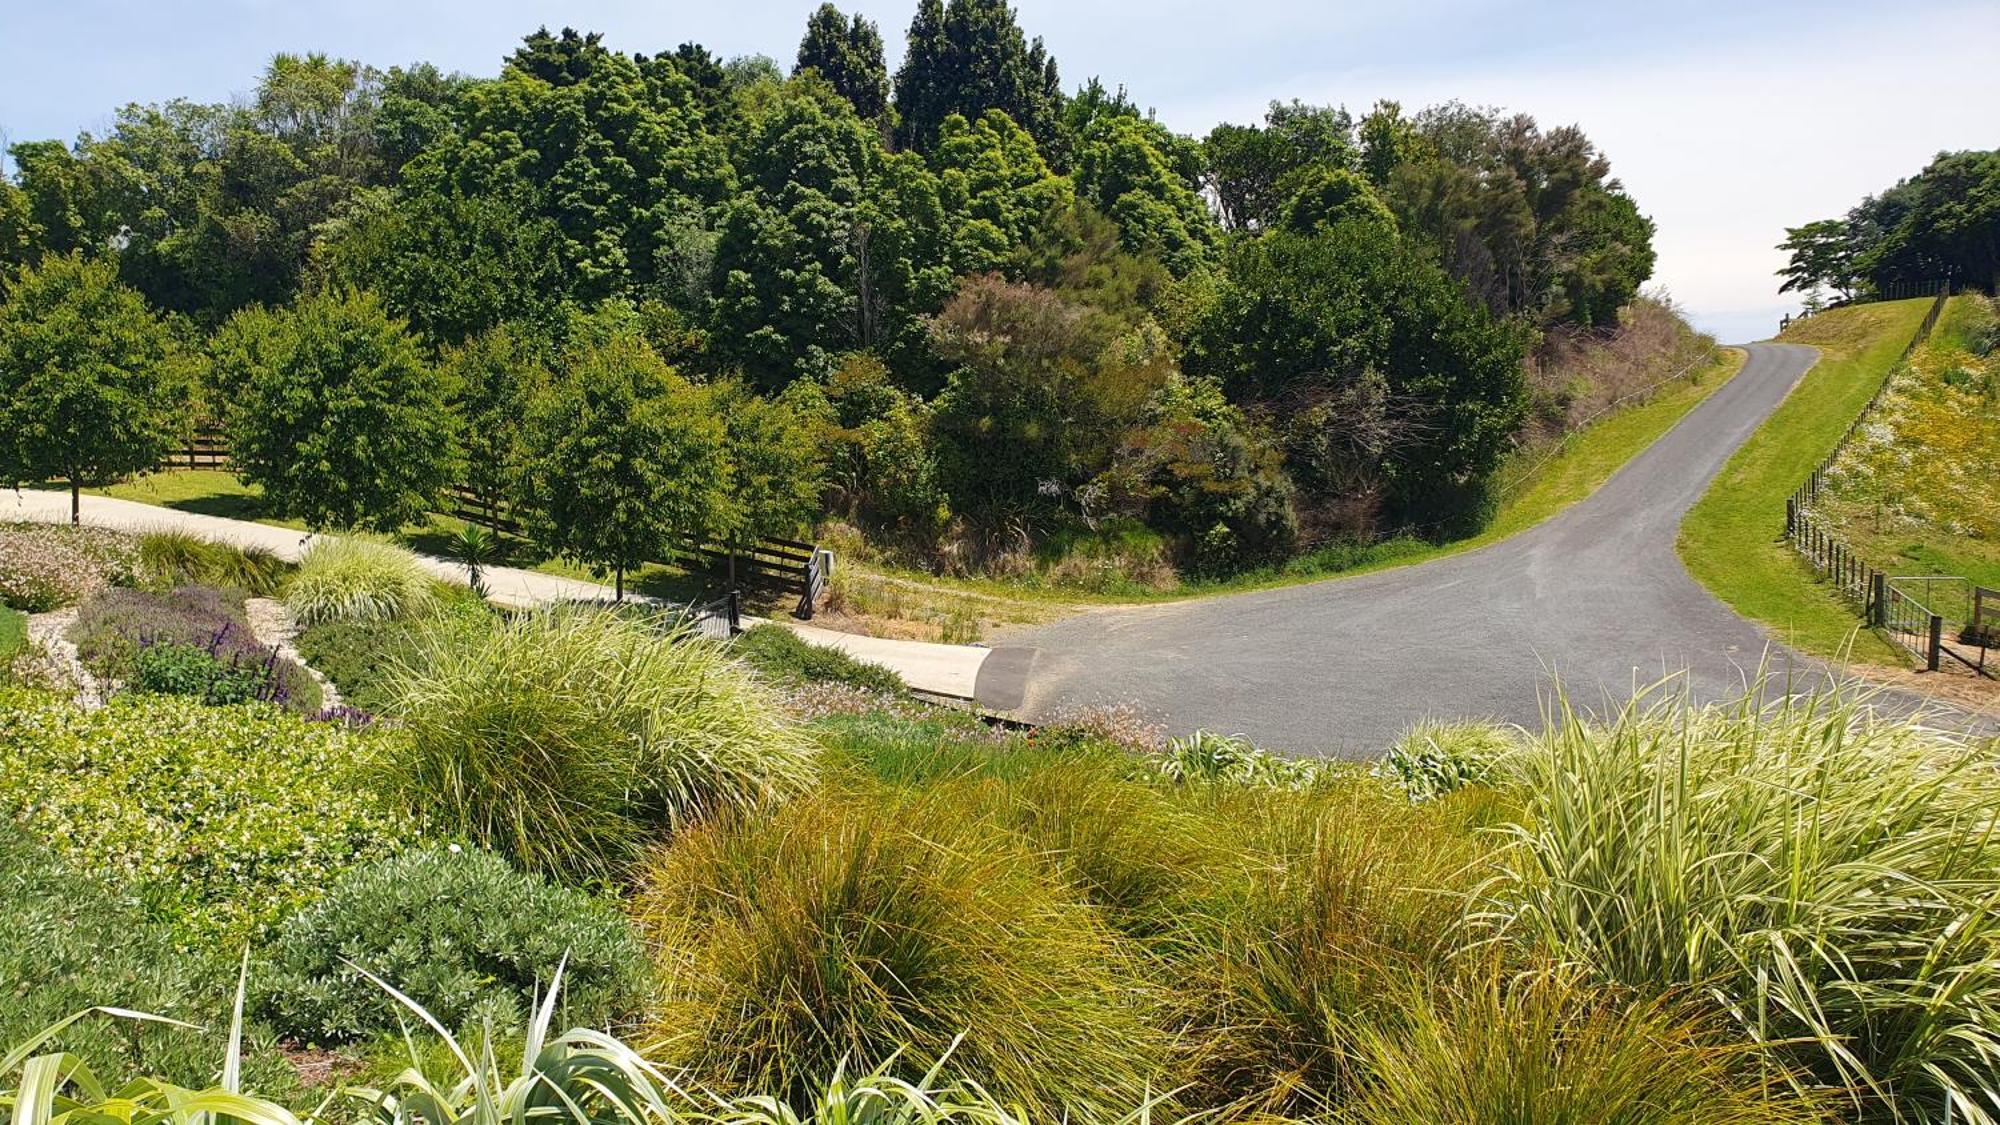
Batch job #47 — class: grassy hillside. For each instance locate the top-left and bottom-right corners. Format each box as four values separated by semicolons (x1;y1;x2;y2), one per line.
1810;294;2000;590
1678;298;1935;662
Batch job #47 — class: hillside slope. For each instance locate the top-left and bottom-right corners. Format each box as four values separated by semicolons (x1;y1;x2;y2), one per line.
1677;298;1934;663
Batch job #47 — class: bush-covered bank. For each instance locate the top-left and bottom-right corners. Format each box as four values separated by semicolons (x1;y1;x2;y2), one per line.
3;10;1666;592
813;343;1744;641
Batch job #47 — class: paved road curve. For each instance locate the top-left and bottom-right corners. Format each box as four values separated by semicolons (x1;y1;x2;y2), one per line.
982;343;1834;755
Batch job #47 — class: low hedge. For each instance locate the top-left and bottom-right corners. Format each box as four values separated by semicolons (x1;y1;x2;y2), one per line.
732;624;907;696
258;845;649;1044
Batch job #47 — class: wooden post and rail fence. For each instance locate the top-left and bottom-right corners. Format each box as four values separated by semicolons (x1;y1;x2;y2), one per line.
158;438;832;627
1780;283;1996;678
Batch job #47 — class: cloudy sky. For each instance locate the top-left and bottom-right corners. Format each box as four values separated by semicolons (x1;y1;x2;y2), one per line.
3;0;1995;342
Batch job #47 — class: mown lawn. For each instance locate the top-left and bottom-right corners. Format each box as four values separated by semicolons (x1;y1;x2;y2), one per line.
89;471;763;609
1677;298;1935;663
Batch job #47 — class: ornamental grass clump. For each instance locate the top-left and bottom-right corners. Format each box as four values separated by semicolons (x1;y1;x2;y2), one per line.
384;607;815;882
1377;718;1520;802
286;535;437;625
1482;679;2000;1123
1343;965;1821;1125
137;529;288;595
1180;783;1495;1115
635;789;1171;1115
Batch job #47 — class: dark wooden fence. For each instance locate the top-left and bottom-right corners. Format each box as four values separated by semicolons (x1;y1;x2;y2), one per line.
162;436;831;619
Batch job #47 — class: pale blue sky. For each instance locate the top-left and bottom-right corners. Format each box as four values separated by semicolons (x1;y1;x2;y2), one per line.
4;0;1996;341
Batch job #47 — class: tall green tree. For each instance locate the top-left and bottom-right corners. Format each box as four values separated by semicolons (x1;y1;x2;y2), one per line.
1184;225;1529;533
1853;150;2000;293
892;0;1062;154
1382;104;1654;327
712;85;954;387
522;331;727;599
1071;113;1216;274
228;290;456;530
795;4;890;120
0;254;189;523
1203;100;1356;231
932;109;1073;270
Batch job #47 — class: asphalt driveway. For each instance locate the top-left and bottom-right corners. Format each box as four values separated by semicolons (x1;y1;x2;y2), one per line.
980;343;1837;755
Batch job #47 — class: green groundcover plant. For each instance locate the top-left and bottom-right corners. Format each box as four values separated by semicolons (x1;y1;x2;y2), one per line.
0;823;307;1101
0;688;411;943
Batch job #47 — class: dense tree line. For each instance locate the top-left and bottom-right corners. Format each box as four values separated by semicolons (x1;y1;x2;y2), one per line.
1778;149;2000;307
0;0;1659;578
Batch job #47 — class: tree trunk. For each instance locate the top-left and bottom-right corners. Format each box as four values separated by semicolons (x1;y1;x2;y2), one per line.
70;481;80;526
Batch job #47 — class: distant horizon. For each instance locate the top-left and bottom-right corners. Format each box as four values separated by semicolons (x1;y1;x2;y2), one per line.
3;0;1995;341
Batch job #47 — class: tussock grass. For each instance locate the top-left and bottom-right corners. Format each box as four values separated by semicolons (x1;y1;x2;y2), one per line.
636;787;1171;1115
1483;678;2000;1122
1174;782;1498;1115
136;529;288;596
957;759;1241;943
384;608;815;882
1345;965;1822;1124
287;535;438;625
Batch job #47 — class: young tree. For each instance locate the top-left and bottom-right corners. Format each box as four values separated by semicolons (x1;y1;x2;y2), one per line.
929;273;1172;522
228;290;457;530
523;332;728;600
441;324;548;519
795;3;890;120
0;254;188;523
711;380;826;582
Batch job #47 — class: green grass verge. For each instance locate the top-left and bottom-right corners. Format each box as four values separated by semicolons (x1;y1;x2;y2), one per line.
1677;299;1936;663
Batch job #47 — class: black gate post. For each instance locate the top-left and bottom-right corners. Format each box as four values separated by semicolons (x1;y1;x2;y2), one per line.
1928;613;1944;672
1870;573;1886;628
